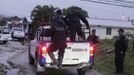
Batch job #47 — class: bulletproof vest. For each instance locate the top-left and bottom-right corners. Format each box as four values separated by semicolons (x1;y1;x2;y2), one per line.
53;15;67;31
51;15;67;42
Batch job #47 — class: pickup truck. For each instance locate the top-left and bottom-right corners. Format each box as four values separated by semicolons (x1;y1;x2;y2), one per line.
28;26;94;75
11;27;25;41
0;27;12;44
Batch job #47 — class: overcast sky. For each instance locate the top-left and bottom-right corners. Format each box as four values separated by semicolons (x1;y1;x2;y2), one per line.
0;0;134;20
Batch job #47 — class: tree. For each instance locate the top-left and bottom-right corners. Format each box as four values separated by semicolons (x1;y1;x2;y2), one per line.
31;5;57;25
9;16;21;21
30;5;57;39
0;18;7;26
62;6;89;18
0;20;6;26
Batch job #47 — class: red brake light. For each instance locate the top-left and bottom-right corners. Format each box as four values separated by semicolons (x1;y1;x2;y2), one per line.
90;46;94;54
89;45;94;64
42;46;46;52
40;46;47;58
90;46;94;51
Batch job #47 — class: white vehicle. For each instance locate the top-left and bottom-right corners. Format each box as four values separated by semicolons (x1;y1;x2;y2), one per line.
0;27;12;44
11;27;25;40
28;26;94;75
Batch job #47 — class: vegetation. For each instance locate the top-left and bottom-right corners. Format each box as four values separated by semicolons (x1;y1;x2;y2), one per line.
31;5;56;24
30;5;57;38
0;19;6;26
0;16;22;26
95;39;134;75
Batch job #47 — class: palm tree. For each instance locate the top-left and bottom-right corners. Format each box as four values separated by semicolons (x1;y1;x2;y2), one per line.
31;5;56;26
30;5;56;38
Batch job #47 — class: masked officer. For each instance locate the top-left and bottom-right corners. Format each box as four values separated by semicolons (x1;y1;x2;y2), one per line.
114;28;128;75
47;9;68;69
65;7;90;41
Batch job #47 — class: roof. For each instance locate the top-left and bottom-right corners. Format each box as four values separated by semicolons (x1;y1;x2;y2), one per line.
87;18;134;29
25;17;32;23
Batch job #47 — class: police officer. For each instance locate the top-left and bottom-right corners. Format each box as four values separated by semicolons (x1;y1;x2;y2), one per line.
87;29;99;66
47;9;68;69
114;28;128;75
87;29;99;45
65;8;90;41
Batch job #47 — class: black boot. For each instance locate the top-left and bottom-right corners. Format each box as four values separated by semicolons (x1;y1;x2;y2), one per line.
58;56;63;69
48;53;58;65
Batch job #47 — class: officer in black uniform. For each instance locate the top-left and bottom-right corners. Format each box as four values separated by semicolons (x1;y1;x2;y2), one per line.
87;29;99;66
87;29;99;45
114;28;128;75
47;9;68;69
65;8;90;41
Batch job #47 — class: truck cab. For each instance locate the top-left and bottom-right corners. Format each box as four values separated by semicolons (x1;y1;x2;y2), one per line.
28;26;94;75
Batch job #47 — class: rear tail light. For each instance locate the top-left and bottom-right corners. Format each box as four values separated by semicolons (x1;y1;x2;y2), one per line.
39;44;47;64
89;45;94;64
41;46;47;53
40;46;47;58
90;46;94;57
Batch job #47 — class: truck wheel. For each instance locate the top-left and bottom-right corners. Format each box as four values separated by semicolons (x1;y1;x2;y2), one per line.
35;60;45;75
77;68;86;75
35;53;45;75
28;48;35;65
3;41;7;44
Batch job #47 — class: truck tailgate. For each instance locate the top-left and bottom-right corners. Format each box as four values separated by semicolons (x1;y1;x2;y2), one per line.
46;42;90;65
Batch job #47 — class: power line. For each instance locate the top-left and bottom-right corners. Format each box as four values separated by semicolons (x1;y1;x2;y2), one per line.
99;0;134;7
99;0;134;5
114;0;134;4
81;0;134;8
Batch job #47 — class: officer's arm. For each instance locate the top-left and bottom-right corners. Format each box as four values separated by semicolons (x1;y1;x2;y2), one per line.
64;15;70;27
123;38;128;52
87;35;90;41
96;36;100;43
80;15;90;29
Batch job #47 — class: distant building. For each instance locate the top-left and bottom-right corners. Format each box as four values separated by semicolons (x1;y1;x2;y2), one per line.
84;18;134;39
7;17;31;34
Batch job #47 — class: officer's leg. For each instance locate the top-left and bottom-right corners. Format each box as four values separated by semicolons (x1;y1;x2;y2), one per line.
77;27;85;41
70;29;76;41
47;44;58;64
120;52;125;73
115;53;120;73
58;42;67;69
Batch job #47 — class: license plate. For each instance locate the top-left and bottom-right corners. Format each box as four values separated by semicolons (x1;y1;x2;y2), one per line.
72;48;87;52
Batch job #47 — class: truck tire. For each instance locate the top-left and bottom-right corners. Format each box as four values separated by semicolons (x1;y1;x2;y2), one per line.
28;47;35;65
3;41;7;44
77;68;86;75
35;52;45;75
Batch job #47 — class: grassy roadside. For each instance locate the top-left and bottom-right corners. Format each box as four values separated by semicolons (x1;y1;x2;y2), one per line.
94;39;134;75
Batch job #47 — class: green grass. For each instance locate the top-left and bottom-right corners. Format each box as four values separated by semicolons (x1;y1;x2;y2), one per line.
94;39;134;75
